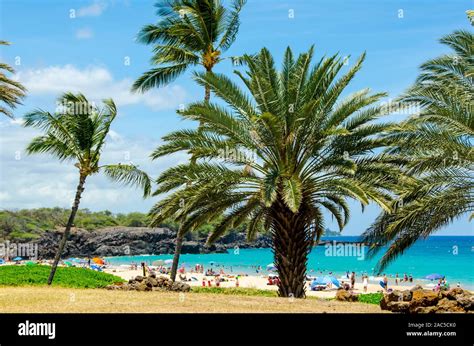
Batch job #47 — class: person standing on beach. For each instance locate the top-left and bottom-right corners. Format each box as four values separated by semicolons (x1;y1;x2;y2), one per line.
362;275;368;292
395;273;399;286
350;272;355;289
383;274;388;291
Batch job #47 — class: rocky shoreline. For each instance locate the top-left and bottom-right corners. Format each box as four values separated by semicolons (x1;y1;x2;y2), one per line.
33;227;272;259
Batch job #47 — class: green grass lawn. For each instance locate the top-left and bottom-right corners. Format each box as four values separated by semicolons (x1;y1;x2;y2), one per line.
0;265;125;288
191;286;279;297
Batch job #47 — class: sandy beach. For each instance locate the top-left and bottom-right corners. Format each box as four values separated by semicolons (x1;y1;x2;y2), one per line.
104;266;417;299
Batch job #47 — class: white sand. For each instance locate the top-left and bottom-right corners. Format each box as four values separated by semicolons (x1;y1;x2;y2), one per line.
104;266;412;298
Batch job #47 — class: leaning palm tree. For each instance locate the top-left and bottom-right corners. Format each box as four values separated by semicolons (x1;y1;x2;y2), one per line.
362;23;474;272
149;47;407;298
24;93;152;285
134;0;246;281
0;41;27;118
132;0;246;101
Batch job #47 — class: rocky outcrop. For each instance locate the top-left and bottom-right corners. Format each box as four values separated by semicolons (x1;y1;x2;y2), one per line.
335;289;359;302
106;274;191;292
33;227;272;259
380;287;473;313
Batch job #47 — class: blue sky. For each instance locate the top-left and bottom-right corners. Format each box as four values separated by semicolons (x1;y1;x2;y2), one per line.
0;0;472;235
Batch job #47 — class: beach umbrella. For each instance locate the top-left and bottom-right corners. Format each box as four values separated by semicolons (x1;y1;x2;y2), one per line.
12;256;22;261
64;261;73;267
25;261;36;266
266;263;276;271
164;259;173;265
311;275;340;288
152;260;164;266
425;273;444;280
0;259;4;264
92;257;104;265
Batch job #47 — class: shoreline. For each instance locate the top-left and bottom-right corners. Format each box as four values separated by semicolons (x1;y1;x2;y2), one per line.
103;266;469;299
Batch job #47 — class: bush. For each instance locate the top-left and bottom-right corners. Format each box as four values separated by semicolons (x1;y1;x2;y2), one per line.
0;265;125;288
358;292;383;305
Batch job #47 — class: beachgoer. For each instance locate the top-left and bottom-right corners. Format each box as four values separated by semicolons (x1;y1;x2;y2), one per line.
395;273;399;286
363;275;368;293
409;275;413;283
383;274;388;291
235;277;239;287
350;272;355;289
403;273;408;282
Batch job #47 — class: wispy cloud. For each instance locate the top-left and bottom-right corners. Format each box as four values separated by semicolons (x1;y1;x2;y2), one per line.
15;64;187;111
76;27;94;40
77;1;107;17
0;120;188;212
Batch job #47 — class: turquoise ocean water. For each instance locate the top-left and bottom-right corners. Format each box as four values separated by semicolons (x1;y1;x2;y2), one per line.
106;236;474;288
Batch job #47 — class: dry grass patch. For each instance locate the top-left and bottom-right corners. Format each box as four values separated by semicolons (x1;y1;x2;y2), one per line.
0;287;385;313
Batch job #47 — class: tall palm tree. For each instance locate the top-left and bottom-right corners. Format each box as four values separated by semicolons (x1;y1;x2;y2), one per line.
132;0;246;101
0;41;26;118
149;47;406;297
24;93;152;284
133;0;246;281
362;22;473;272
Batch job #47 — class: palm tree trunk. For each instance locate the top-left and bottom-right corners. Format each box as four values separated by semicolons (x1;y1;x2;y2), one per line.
170;229;183;282
171;67;212;282
47;174;87;285
270;198;313;298
204;67;212;102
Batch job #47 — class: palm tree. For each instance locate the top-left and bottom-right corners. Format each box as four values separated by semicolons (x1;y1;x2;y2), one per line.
132;0;246;101
133;0;246;281
0;41;26;118
362;22;473;272
24;93;152;284
149;47;406;297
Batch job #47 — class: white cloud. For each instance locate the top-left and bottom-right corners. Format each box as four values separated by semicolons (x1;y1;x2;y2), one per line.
16;64;187;111
0;121;189;212
76;27;94;40
77;2;107;17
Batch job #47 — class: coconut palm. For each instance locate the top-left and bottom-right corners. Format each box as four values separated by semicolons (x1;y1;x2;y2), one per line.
23;93;152;285
134;0;247;281
132;0;246;101
0;41;26;118
362;23;474;272
149;47;406;297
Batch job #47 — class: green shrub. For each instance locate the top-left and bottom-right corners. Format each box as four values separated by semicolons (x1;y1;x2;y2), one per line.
358;292;383;305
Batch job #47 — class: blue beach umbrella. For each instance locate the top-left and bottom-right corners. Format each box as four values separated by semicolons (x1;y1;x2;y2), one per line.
0;259;4;264
311;275;340;288
425;273;444;280
12;257;22;261
266;263;276;271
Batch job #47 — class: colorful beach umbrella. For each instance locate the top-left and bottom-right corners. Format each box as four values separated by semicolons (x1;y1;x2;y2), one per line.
425;273;444;280
92;257;105;265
